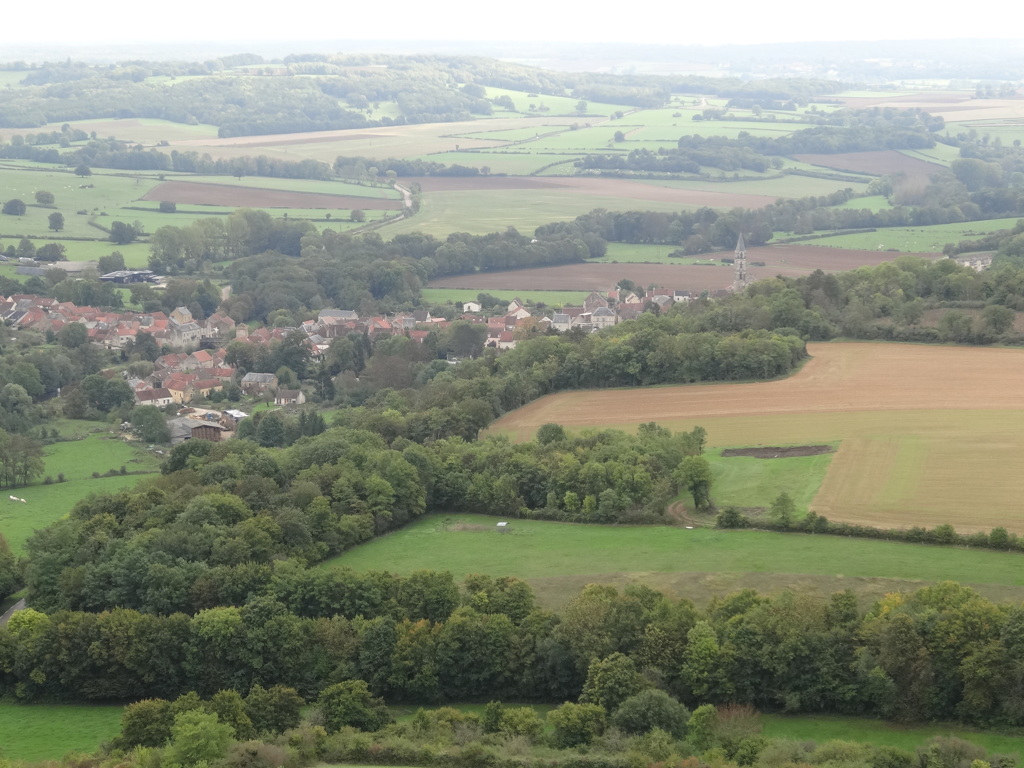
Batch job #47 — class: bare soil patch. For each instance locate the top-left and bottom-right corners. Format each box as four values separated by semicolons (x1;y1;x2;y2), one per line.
755;244;942;268
428;246;936;293
793;150;942;180
142;181;404;210
429;263;735;292
493;342;1024;430
721;445;834;458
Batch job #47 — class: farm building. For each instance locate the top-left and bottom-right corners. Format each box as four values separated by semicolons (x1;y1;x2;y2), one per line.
168;416;227;444
98;269;158;284
241;372;278;395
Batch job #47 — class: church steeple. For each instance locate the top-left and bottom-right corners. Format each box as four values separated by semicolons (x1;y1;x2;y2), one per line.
733;233;749;291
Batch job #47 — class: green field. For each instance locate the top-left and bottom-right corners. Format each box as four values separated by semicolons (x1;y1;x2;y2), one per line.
808;219;1018;252
832;195;893;211
762;714;1023;756
420;288;589;306
324;514;1024;609
0;432;160;553
0;702;124;760
384;189;694;237
704;447;836;513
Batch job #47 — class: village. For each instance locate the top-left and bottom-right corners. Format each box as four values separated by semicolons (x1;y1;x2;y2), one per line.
0;285;695;442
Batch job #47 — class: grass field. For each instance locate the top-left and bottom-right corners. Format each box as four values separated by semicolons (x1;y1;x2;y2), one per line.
488;342;1024;534
0;432;159;553
0;702;124;761
762;714;1023;756
325;513;1024;609
704;447;836;513
808;219;1017;252
384;188;699;237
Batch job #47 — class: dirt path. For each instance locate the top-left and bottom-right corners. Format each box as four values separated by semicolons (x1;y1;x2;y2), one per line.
393;182;412;208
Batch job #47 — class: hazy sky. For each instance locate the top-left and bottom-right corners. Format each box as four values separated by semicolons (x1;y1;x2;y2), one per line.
5;0;1023;47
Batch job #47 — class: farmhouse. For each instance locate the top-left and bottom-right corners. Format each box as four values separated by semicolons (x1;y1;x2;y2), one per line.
241;372;278;395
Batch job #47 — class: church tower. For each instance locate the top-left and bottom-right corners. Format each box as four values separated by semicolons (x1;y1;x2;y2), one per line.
733;232;749;291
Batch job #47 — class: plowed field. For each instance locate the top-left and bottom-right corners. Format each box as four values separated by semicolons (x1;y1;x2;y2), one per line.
427;247;937;293
793;150;942;180
490;342;1024;533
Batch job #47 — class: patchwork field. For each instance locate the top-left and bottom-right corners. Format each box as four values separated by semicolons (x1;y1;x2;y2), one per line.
489;342;1024;533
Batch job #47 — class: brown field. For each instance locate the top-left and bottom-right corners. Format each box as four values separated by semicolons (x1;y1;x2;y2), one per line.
141;181;404;210
428;247;936;293
793;150;943;180
429;263;735;292
490;342;1024;533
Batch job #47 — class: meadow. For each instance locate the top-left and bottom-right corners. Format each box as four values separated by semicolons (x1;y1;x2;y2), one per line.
0;430;160;553
325;513;1024;609
0;702;124;761
489;342;1024;533
703;447;835;513
806;218;1018;252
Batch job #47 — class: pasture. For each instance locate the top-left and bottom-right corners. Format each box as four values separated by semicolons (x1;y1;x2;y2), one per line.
704;447;835;513
325;513;1024;609
0;702;124;761
0;432;160;553
489;342;1024;533
762;714;1023;756
808;218;1017;252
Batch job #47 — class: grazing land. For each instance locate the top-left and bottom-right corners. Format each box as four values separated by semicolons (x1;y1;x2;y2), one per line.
704;447;835;513
803;219;1017;252
489;342;1024;533
326;514;1024;609
0;702;124;761
0;431;160;553
761;714;1023;756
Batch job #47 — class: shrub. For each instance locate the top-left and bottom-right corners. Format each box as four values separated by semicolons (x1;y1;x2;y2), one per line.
612;690;690;738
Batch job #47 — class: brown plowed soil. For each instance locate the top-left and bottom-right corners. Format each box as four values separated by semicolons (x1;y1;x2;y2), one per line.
427;246;937;293
142;181;404;210
793;150;943;180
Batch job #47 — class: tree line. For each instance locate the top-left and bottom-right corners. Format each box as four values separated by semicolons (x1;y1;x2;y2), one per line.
7;572;1024;728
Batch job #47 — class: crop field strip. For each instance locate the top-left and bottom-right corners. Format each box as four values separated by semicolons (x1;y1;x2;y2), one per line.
490;342;1024;532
